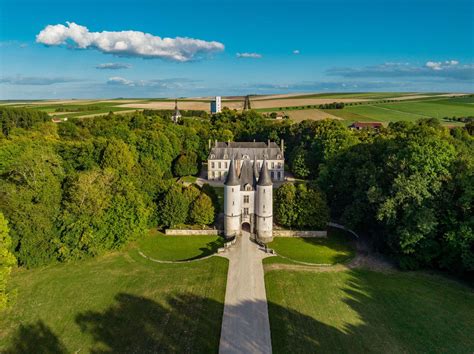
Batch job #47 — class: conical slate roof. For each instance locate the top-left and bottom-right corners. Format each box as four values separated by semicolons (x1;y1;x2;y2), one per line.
240;158;257;189
258;159;272;186
224;159;240;186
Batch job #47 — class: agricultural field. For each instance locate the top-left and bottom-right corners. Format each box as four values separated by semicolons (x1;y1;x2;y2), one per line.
265;269;474;353
0;234;228;353
1;93;471;124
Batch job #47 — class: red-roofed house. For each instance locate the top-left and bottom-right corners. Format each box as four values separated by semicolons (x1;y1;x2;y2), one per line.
349;122;383;130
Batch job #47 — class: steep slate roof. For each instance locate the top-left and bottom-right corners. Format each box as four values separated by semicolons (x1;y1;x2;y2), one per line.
239;158;257;190
208;141;283;160
224;159;240;186
257;159;272;186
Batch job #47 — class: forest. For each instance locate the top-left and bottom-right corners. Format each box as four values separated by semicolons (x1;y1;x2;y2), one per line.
0;106;472;279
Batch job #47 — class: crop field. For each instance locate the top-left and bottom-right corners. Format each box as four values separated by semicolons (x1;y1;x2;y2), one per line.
1;93;471;123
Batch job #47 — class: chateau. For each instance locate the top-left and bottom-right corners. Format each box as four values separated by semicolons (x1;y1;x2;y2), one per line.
207;141;284;242
224;157;273;243
207;141;285;183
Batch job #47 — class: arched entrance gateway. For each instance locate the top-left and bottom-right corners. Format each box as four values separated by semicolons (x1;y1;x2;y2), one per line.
241;222;251;233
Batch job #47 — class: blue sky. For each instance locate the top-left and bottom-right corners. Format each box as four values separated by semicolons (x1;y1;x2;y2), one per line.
0;0;473;99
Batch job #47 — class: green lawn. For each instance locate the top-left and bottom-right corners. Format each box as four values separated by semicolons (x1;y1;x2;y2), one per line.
179;175;198;184
0;235;228;353
265;269;474;353
265;230;355;265
138;231;225;261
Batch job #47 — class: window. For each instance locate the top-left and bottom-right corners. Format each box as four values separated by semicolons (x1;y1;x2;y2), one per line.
278;162;282;169
225;162;228;169
271;171;274;179
244;208;249;215
211;162;215;169
218;162;221;169
232;188;234;192
271;162;275;169
244;195;249;203
277;172;281;180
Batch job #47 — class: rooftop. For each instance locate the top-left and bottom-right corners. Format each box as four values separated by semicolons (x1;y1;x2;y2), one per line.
209;141;283;160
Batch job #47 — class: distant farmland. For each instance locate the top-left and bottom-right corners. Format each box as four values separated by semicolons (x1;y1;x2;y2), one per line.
1;93;472;124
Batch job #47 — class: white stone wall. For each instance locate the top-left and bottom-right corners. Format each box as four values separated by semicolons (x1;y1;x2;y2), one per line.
272;230;327;237
256;184;273;242
165;229;222;235
224;185;241;237
208;159;284;181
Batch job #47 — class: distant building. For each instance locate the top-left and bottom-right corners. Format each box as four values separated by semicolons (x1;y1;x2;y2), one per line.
207;140;285;183
210;96;222;114
171;99;181;124
51;117;68;123
349;122;383;130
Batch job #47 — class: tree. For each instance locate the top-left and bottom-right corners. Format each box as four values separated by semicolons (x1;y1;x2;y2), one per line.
157;186;188;228
0;212;16;309
173;152;198;177
289;147;311;179
189;193;215;225
274;183;298;227
295;184;330;229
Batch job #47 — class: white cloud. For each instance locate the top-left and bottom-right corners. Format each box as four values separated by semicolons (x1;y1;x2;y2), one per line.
425;60;459;71
96;63;132;70
36;22;224;62
236;52;262;59
292;49;300;55
0;76;82;85
107;76;134;86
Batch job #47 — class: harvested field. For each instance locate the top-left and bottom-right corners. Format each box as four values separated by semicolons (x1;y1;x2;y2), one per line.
282;109;342;122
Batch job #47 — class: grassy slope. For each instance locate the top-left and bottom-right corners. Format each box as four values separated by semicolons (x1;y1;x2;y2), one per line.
265;231;355;265
265;269;474;353
0;237;228;353
138;231;225;261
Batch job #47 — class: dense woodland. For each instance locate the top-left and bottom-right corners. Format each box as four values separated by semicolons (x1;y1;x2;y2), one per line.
0;106;472;293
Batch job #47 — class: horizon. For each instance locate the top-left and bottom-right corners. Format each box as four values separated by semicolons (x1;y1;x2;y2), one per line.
0;0;473;99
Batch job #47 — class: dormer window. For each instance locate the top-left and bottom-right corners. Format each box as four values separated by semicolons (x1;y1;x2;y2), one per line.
277;154;281;159
243;154;249;159
210;154;215;159
244;184;252;191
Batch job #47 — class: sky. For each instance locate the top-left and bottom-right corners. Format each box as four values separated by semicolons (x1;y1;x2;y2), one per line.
0;0;473;99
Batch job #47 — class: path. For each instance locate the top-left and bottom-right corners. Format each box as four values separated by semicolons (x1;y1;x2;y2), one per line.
218;232;272;354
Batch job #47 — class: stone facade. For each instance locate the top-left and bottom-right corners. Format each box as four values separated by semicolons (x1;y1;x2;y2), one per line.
208;141;285;183
224;154;273;243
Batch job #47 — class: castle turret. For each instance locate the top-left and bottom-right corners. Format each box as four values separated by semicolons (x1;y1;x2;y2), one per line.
256;158;273;243
224;159;241;238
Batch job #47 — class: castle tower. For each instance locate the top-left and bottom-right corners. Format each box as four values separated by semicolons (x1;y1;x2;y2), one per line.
256;158;273;243
224;158;241;238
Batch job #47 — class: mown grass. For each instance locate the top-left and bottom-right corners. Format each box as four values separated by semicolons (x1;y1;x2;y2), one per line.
265;230;355;265
0;235;228;353
265;269;474;353
137;230;225;261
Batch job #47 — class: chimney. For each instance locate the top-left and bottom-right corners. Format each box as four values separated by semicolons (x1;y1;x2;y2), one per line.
267;139;270;147
208;139;211;150
281;139;284;155
215;139;217;148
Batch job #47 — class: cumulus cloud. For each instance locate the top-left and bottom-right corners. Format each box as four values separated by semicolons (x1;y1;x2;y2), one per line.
425;60;459;71
327;60;473;81
0;76;82;85
107;76;134;86
292;49;300;55
36;22;224;62
96;63;132;70
236;52;262;59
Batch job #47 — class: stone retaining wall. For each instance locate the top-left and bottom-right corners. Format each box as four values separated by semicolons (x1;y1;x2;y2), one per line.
165;229;223;236
272;230;327;238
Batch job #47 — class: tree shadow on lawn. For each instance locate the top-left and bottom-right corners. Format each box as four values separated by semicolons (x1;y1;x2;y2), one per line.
180;239;226;261
299;228;357;264
5;272;472;353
